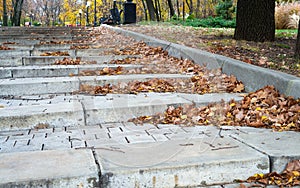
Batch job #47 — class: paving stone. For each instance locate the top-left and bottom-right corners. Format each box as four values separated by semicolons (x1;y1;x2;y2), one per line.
0;102;84;130
11;65;79;78
83;93;192;125
0;68;12;79
95;136;269;188
0;77;79;95
0;149;99;187
178;93;244;106
231;131;300;173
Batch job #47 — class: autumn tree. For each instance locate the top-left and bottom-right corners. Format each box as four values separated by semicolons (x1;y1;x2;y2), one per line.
234;0;275;42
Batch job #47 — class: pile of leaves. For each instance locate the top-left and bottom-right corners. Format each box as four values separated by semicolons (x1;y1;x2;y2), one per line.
245;159;300;187
54;58;81;65
224;85;300;131
112;42;168;56
2;42;16;45
40;51;70;56
54;57;97;65
79;84;114;95
128;85;300;131
0;46;13;50
79;66;123;76
78;73;244;96
70;45;90;49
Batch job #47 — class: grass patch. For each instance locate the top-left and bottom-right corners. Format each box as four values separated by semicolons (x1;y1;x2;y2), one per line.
275;29;298;38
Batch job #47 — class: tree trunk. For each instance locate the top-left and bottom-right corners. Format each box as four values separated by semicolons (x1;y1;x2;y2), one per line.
3;0;8;26
167;0;175;18
154;0;160;21
12;0;24;26
176;0;180;17
141;0;148;21
295;19;300;57
202;0;207;18
196;0;200;18
234;0;275;42
185;0;193;15
145;0;156;21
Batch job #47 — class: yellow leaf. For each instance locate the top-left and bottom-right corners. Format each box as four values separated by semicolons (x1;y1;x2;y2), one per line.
181;115;187;119
292;171;300;177
227;112;232;117
261;115;268;121
255;107;262;111
253;173;264;179
143;116;152;120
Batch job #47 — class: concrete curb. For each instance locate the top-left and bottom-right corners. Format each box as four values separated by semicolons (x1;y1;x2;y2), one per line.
104;25;300;98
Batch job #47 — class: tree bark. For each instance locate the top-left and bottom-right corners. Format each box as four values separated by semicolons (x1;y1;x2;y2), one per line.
154;0;160;21
196;0;200;18
167;0;175;18
145;0;156;21
185;0;193;15
12;0;24;26
295;19;300;57
141;0;148;21
3;0;8;26
176;0;180;18
234;0;275;42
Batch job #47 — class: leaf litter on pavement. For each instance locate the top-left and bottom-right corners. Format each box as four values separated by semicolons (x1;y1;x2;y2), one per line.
128;85;299;132
239;159;300;187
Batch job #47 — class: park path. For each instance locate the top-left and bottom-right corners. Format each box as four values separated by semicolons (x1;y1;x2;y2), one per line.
0;26;299;187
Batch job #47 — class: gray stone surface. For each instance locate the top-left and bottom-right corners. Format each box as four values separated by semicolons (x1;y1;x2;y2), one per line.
178;93;244;106
231;131;300;173
0;76;79;95
83;93;192;124
0;149;99;187
0;101;84;130
95;136;269;187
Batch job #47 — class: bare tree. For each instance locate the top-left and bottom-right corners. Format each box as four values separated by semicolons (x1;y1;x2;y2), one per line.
35;0;62;26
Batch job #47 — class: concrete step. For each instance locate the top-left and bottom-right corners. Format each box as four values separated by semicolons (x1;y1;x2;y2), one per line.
30;48;111;57
0;149;99;187
0;74;191;95
0;93;243;130
0;124;274;187
21;55;139;66
0;64;142;78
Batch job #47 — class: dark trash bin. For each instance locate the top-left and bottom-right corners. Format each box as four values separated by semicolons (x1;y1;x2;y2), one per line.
123;0;136;24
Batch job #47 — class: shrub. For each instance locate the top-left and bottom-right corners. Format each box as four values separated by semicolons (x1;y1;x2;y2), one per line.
275;2;300;29
171;17;236;28
215;0;236;20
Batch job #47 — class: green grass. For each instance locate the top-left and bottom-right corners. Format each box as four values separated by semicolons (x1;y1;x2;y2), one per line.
275;29;298;38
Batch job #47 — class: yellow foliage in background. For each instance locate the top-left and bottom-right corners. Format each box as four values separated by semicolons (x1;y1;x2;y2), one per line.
275;2;300;29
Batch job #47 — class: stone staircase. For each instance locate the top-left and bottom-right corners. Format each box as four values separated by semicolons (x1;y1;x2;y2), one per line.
0;26;299;188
